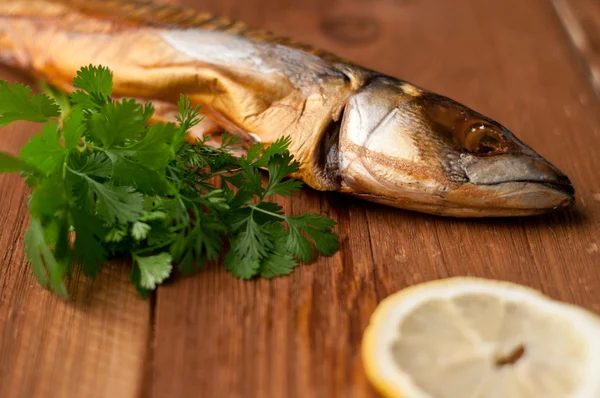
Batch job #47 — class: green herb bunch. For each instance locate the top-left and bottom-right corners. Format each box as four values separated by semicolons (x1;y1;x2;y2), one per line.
0;65;339;298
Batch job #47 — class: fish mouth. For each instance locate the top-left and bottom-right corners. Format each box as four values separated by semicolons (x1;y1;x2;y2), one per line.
459;152;575;213
457;152;575;211
539;181;575;198
479;180;575;200
337;152;576;217
472;180;575;211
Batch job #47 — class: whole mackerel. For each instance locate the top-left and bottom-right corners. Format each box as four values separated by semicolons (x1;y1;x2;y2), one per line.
0;0;575;217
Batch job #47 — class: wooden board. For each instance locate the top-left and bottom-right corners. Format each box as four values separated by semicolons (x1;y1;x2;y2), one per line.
1;0;600;397
149;0;600;397
551;0;600;96
0;71;152;398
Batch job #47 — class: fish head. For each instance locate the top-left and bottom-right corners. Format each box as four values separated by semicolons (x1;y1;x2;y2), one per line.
336;76;575;217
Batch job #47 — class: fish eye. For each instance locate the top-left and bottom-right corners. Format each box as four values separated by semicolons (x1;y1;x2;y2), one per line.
418;95;512;155
463;123;509;155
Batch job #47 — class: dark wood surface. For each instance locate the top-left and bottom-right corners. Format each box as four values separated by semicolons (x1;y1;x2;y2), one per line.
552;0;600;97
0;118;151;397
1;0;600;397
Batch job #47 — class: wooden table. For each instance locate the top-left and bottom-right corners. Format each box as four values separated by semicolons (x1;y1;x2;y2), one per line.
1;0;599;397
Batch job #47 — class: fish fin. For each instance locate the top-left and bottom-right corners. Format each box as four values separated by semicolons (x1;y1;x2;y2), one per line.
8;0;344;63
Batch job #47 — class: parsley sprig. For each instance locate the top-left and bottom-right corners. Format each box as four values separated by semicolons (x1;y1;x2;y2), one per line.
0;65;339;298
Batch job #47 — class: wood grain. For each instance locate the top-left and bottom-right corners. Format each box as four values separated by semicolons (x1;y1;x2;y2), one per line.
551;0;600;97
0;70;151;398
2;0;600;397
150;0;600;397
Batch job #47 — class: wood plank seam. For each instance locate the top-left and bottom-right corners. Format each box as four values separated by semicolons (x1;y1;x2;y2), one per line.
139;292;158;398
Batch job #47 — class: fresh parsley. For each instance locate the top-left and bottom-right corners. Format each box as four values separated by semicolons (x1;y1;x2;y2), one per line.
0;65;339;298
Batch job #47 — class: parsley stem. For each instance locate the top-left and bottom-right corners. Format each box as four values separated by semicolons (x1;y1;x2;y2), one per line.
208;167;242;177
85;142;104;151
250;205;287;220
133;239;174;255
62;152;69;180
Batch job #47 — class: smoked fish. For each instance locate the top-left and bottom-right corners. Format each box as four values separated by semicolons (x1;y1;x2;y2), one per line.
0;0;575;217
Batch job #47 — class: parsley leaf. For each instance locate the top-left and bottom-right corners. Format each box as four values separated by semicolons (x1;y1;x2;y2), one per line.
88;99;151;149
74;152;113;179
288;214;339;257
105;227;127;243
0;81;60;126
110;122;176;170
259;249;296;278
108;152;172;195
93;184;144;225
72;64;113;97
0;151;25;173
70;90;103;110
174;95;202;151
62;106;86;149
259;224;296;278
134;252;173;290
264;152;303;198
224;250;260;279
232;216;273;261
285;226;314;263
171;215;225;275
20;124;68;175
28;176;67;219
0;64;340;299
131;222;151;241
252;136;292;167
37;81;71;118
24;218;69;298
72;209;108;276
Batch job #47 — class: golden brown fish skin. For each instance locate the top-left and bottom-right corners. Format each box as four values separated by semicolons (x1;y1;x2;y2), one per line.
334;77;574;216
0;0;575;217
0;0;369;191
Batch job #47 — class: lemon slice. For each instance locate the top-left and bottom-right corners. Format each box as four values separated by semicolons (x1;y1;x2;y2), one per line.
362;277;600;398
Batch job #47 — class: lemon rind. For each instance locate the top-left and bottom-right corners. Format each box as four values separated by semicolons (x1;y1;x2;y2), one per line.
362;277;600;398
